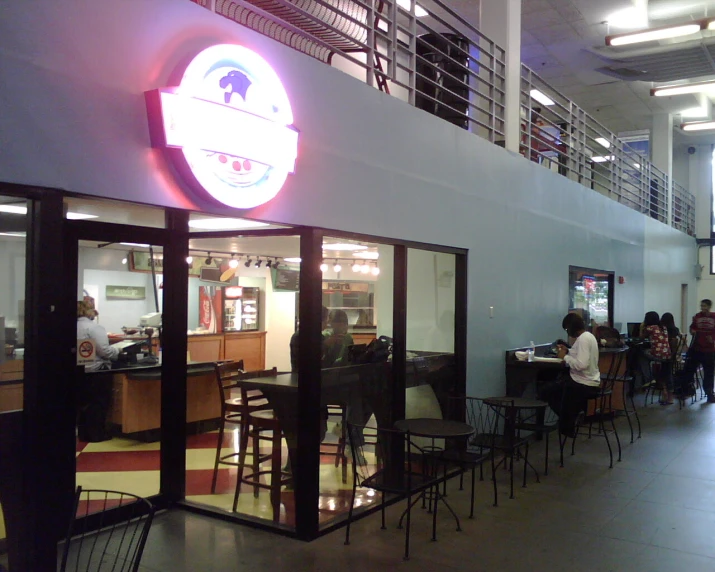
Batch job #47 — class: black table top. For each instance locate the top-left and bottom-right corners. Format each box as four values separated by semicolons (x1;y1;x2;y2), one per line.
394;418;474;438
483;396;548;409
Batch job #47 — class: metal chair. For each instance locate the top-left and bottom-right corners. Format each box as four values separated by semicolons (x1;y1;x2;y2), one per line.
514;404;559;476
59;486;155;572
474;398;534;507
344;423;440;561
565;350;625;469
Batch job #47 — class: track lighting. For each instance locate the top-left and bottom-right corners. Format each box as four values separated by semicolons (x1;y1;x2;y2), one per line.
186;256;193;264
266;259;273;269
229;255;239;269
320;261;328;272
371;265;380;276
333;260;342;273
255;259;263;268
244;258;252;268
205;252;213;265
361;264;370;274
352;262;362;273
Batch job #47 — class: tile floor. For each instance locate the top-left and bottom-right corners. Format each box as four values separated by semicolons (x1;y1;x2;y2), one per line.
92;397;715;571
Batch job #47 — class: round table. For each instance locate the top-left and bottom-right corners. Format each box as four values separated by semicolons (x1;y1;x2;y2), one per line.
483;396;547;409
394;418;474;439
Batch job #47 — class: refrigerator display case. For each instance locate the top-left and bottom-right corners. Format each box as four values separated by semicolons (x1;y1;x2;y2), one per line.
223;286;260;332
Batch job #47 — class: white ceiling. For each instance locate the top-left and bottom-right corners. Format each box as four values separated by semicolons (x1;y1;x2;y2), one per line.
516;0;715;140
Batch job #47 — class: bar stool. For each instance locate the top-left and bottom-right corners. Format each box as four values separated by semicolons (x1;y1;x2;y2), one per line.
234;409;292;519
320;403;348;483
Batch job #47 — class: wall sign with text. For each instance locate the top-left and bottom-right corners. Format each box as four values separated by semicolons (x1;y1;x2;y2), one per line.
145;44;299;209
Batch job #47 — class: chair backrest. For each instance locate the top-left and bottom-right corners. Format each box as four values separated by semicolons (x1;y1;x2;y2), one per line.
214;360;245;407
236;367;278;403
345;423;423;492
601;349;626;392
673;335;687;372
459;396;503;447
59;486;155;572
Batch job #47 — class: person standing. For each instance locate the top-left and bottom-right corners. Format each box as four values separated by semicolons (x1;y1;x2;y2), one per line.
77;300;119;442
686;299;715;403
640;311;672;404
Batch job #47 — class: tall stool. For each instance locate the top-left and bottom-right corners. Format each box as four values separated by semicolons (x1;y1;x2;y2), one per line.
320;403;348;483
234;409;292;519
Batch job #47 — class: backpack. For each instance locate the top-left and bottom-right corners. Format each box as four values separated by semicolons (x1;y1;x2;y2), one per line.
359;336;392;363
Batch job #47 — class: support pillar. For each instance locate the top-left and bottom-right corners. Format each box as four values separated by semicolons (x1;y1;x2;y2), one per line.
651;113;673;225
480;0;521;153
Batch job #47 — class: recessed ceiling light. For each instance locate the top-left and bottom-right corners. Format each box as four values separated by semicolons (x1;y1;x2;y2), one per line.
595;137;611;149
682;121;715;132
188;217;270;230
66;212;99;220
652;80;715;97
0;205;98;219
529;89;555;106
323;243;368;251
605;7;648;29
284;257;301;263
607;23;702;46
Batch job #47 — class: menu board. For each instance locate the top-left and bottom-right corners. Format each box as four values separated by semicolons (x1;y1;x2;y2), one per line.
272;268;300;292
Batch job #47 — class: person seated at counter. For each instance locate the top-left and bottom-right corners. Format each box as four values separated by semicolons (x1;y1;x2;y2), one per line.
322;310;354;368
77;299;119;442
290;305;330;373
539;314;600;436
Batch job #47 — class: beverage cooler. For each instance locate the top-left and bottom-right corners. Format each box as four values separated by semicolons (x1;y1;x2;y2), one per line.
222;286;260;332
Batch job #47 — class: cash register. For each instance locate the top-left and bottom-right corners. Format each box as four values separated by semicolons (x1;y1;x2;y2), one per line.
111;339;145;366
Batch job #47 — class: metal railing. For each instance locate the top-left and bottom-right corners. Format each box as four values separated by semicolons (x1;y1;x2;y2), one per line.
673;181;696;237
190;0;694;236
192;0;506;142
520;64;695;236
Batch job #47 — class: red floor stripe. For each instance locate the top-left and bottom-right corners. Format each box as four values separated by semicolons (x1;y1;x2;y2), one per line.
76;450;161;472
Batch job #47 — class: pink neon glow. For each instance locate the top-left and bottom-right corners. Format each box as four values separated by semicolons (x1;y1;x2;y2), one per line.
150;44;298;209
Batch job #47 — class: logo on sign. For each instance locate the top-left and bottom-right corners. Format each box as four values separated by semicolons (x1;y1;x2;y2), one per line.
146;44;299;209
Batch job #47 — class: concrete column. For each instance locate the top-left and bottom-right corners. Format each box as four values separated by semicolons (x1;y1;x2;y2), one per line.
650;113;673;225
480;0;521;153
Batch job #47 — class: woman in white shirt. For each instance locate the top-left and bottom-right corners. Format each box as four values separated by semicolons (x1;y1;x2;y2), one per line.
542;314;601;436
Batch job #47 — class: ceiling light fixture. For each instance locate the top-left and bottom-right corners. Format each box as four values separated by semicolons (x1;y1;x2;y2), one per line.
186;256;194;264
0;205;97;220
322;243;369;251
66;212;99;220
605;6;648;30
529;89;555;107
266;259;273;269
681;120;715;132
255;259;263;268
395;0;428;17
188;217;270;230
333;260;342;273
591;155;615;163
320;261;328;272
228;255;239;269
205;252;213;264
354;251;379;260
244;258;253;268
352;262;362;273
606;22;702;47
679;106;709;118
595;137;611;149
651;80;715;97
284;257;301;264
371;265;380;276
361;264;370;274
122;242;151;248
122;255;128;265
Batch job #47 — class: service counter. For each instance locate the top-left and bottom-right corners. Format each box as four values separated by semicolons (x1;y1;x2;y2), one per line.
0;360;23;412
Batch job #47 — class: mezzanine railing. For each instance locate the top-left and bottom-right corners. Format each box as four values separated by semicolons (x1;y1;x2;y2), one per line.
190;0;695;236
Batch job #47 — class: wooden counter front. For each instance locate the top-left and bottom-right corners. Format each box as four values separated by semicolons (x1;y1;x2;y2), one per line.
110;365;220;434
224;331;266;371
0;361;23;412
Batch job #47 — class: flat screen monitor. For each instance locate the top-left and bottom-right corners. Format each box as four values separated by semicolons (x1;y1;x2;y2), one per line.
627;322;641;339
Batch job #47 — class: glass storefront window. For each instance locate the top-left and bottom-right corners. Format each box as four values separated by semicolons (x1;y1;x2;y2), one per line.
568;266;614;330
64;197;166;228
319;238;393;530
185;234;300;530
405;249;456;450
75;240;163;504
0;194;28;545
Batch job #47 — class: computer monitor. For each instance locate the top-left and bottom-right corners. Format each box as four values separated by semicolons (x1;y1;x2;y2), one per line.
626;322;641;339
111;340;143;352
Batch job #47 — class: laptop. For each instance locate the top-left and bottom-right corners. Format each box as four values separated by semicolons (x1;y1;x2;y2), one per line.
626;322;641;339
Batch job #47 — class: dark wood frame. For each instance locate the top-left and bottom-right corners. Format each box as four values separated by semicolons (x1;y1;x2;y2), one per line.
568;265;615;330
0;184;467;557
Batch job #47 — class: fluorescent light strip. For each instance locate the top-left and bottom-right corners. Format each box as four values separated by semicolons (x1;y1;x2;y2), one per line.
679;106;709;118
595;137;611;149
121;242;152;248
0;205;97;219
591;155;615;163
652;81;715;97
608;23;702;46
529;89;555;107
322;243;368;251
188;217;270;230
284;257;301;263
354;251;379;259
396;0;428;17
682;121;715;132
0;232;26;237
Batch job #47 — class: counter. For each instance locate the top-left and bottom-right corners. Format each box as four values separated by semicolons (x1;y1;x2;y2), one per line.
0;360;23;412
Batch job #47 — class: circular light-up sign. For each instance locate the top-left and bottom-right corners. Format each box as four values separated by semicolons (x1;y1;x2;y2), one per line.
146;45;299;209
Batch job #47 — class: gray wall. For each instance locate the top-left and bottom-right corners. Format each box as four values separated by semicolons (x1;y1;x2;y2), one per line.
0;0;696;396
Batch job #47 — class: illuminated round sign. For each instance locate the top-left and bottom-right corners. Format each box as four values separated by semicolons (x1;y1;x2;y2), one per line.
146;45;299;209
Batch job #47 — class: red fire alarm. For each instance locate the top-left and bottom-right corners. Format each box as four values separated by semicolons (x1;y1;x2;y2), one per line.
618;276;626;284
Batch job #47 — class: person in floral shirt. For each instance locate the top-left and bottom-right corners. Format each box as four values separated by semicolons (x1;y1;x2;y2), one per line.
642;311;673;404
